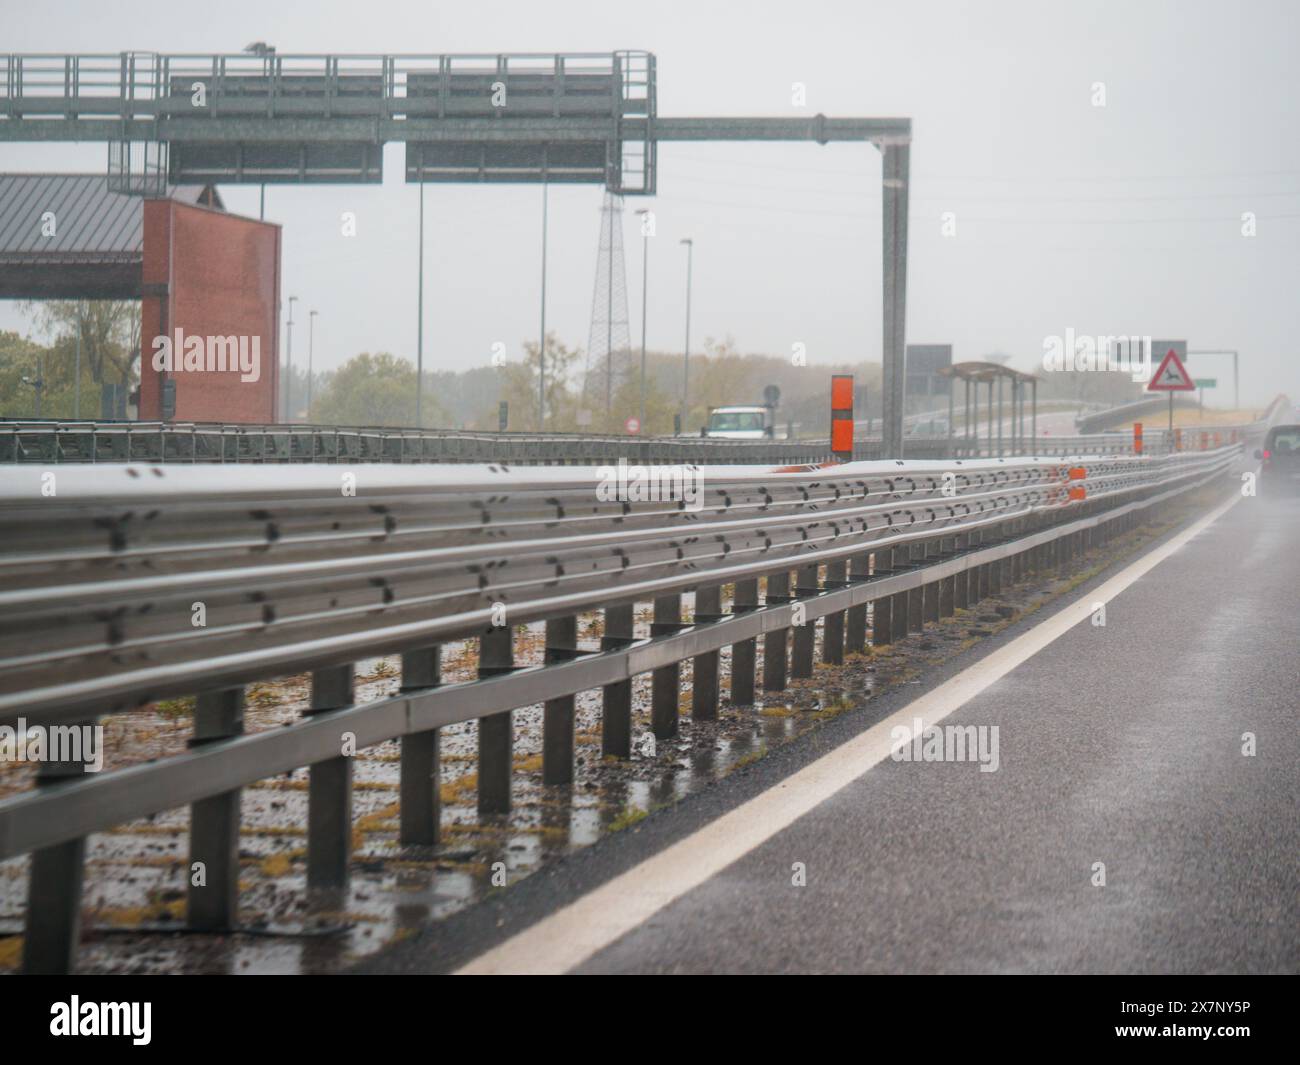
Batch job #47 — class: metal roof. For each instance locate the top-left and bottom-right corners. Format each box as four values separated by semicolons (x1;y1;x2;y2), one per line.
0;174;222;263
938;360;1039;384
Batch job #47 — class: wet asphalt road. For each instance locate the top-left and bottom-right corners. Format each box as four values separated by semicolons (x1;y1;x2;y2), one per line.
364;489;1298;975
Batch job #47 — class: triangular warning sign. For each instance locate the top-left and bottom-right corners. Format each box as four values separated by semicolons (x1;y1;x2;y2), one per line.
1147;347;1195;391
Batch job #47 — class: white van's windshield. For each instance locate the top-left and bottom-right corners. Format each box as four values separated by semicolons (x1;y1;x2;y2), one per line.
708;411;765;432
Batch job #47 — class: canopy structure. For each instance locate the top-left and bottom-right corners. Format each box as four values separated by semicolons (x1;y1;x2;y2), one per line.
0;173;221;298
938;361;1040;457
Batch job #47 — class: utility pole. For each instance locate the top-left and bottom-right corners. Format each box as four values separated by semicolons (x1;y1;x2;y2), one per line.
680;237;693;433
1188;349;1240;411
538;180;548;428
284;295;297;422
635;208;651;430
73;307;82;420
25;352;45;417
416;174;425;428
307;309;318;422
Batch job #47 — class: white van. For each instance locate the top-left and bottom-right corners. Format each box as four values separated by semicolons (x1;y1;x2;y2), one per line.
704;405;774;439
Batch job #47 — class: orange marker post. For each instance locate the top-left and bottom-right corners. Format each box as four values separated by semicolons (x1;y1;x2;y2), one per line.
1133;422;1143;455
831;374;854;461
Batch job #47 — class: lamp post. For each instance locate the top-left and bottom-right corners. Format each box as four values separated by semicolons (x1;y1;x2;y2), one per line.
416;173;424;428
284;295;297;422
538;180;549;428
1187;349;1240;411
679;237;693;434
307;309;318;422
635;208;651;430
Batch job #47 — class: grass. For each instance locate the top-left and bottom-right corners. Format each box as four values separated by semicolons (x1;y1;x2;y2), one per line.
608;806;649;832
732;744;768;770
153;696;195;720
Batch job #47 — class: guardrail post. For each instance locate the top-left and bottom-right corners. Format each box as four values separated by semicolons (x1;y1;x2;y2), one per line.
730;580;759;705
923;540;941;624
791;564;819;678
22;717;97;974
478;626;514;813
543;616;578;784
890;546;911;639
399;646;441;845
307;664;355;888
187;688;245;931
651;594;682;739
763;571;791;691
907;544;925;634
601;604;635;758
953;534;969;610
871;549;894;645
823;560;847;664
964;531;979;602
939;537;956;617
988;530;1004;596
692;586;723;720
845;554;870;654
785;561;816;681
977;531;991;600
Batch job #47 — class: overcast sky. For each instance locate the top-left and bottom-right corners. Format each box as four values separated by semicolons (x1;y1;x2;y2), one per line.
1;0;1297;406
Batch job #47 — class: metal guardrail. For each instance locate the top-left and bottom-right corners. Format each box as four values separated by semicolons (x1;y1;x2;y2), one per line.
0;445;1243;972
0;420;944;465
0;419;1246;465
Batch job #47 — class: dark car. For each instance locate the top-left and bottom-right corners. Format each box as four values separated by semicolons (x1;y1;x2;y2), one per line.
1256;424;1300;493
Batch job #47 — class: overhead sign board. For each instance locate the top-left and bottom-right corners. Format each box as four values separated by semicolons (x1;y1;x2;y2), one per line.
905;344;952;396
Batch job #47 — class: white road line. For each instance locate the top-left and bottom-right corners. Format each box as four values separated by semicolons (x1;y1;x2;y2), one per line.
457;495;1240;975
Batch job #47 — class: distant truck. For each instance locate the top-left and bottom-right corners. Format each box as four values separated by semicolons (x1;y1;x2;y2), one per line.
703;405;777;439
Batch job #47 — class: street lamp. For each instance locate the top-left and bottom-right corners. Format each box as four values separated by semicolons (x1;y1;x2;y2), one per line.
538;180;549;429
307;309;318;422
680;238;693;434
635;208;652;430
284;295;298;423
21;354;45;418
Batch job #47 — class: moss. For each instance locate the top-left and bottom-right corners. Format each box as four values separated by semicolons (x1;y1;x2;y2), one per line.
259;852;294;877
732;744;768;770
154;696;196;720
608;806;649;832
439;772;478;806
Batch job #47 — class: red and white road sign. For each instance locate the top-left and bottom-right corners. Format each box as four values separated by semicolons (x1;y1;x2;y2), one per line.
1147;347;1195;391
624;416;641;434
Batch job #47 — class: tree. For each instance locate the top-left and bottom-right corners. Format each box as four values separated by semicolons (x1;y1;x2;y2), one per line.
311;352;446;428
499;332;583;431
23;300;140;388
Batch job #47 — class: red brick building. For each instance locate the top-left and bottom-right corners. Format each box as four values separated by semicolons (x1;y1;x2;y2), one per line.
0;174;281;424
139;198;281;423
